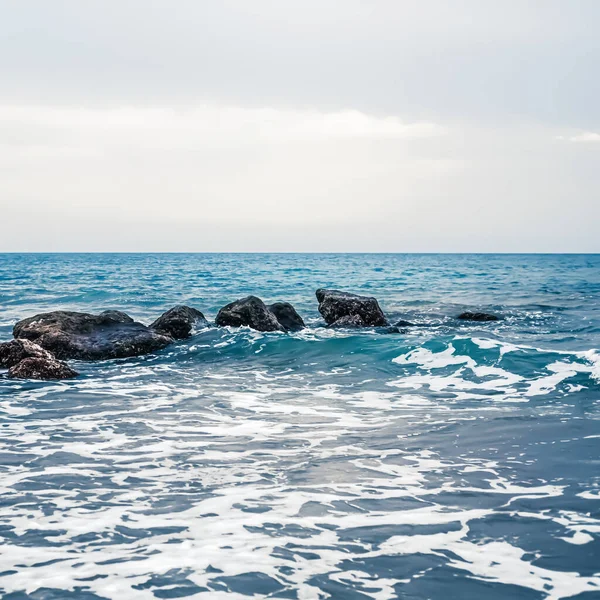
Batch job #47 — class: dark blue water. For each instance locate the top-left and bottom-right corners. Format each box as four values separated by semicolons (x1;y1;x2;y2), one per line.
0;253;599;600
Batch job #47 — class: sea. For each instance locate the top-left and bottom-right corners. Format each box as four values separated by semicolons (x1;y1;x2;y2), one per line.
0;253;599;600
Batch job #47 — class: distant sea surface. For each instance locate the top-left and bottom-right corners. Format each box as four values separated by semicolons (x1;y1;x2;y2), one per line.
1;253;599;600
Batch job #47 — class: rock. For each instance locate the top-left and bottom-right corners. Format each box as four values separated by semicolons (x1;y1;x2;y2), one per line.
394;319;414;327
329;314;365;328
98;310;134;323
8;356;78;380
316;289;388;327
457;312;500;322
268;302;305;331
0;339;54;368
215;296;284;332
13;310;173;360
150;305;208;339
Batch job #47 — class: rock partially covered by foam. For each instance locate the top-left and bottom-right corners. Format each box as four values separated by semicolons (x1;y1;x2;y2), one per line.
268;302;305;331
316;289;388;327
457;312;500;322
13;310;173;360
150;305;208;339
8;356;79;380
0;338;54;368
216;296;284;332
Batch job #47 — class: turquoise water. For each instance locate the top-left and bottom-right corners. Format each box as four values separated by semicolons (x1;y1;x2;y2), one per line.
0;253;599;599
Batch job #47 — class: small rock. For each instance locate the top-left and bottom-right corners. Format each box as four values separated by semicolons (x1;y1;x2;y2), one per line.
457;312;500;322
0;339;54;368
215;296;284;332
268;302;305;331
316;289;388;326
150;305;208;339
394;319;414;327
8;356;79;380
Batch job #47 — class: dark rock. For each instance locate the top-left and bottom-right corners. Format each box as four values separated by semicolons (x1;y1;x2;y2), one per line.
329;314;365;328
316;289;388;327
215;296;284;332
13;310;173;360
8;356;78;380
457;312;500;322
0;339;54;368
150;305;208;339
98;310;134;323
268;302;305;332
394;319;414;327
381;326;402;334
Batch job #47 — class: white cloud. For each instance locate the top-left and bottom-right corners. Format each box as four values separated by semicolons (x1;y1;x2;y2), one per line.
0;104;444;152
556;131;600;143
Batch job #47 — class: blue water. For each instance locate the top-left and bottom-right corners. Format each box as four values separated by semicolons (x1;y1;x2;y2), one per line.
0;253;599;600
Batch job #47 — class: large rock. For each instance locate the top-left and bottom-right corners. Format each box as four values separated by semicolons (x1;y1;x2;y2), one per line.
0;339;54;368
150;305;208;339
13;310;173;360
215;296;284;332
457;312;499;322
268;302;305;332
8;356;78;380
316;289;388;327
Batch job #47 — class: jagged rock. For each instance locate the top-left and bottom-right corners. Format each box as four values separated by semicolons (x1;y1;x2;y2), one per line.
0;339;54;368
316;289;388;327
457;312;499;322
329;314;365;328
8;356;78;380
150;305;208;339
215;296;284;332
13;310;173;360
268;302;305;331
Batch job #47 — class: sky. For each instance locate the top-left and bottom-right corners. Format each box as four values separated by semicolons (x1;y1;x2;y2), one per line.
1;0;599;252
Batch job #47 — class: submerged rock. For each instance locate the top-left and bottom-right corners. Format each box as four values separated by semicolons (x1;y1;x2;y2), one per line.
329;314;365;328
0;338;54;368
8;356;79;380
150;305;208;339
13;310;173;360
457;312;500;322
216;296;284;332
316;289;388;327
268;302;305;331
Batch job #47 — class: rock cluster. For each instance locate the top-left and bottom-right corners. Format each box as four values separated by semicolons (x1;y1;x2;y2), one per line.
2;292;503;380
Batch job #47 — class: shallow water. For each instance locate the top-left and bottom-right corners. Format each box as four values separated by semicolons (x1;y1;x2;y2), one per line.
0;253;599;600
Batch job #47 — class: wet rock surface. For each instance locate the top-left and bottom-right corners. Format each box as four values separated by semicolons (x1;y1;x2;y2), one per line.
215;296;284;332
457;311;500;322
0;339;54;368
8;356;79;380
268;302;305;331
150;305;208;339
329;314;365;328
13;310;173;360
316;289;388;327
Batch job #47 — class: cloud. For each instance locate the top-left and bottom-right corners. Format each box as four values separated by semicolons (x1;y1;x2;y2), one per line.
0;105;444;154
556;131;600;143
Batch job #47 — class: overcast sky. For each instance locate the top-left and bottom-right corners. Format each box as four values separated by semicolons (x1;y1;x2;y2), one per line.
1;0;599;252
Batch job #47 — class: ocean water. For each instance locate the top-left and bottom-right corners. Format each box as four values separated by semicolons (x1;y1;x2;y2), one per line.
0;253;599;600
